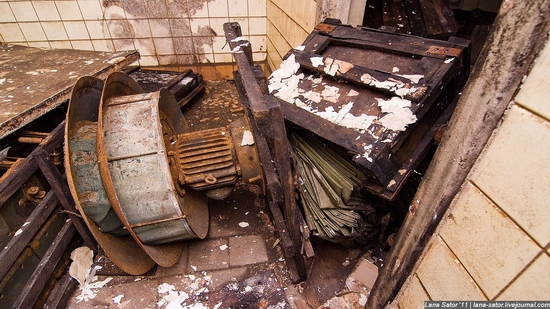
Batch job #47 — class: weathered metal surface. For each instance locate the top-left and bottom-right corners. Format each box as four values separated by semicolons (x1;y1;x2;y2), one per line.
228;117;265;190
0;44;139;140
175;127;239;191
127;68;205;108
96;72;207;267
64;76;155;275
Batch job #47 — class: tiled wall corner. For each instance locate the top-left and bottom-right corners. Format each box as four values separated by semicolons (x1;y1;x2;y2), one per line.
395;37;550;305
439;183;540;299
0;0;267;68
266;0;314;69
416;236;487;300
515;39;550;121
470;106;550;247
497;253;550;300
397;275;430;309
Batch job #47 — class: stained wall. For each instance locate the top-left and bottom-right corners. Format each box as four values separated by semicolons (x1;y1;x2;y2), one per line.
265;0;317;71
0;0;266;71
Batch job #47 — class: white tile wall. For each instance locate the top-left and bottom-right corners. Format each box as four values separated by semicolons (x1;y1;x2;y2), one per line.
33;2;62;21
0;0;268;67
0;2;16;22
19;22;47;41
10;1;38;22
77;0;104;20
56;1;83;20
42;22;69;40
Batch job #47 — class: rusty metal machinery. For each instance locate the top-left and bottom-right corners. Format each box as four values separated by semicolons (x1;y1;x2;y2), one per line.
65;72;263;274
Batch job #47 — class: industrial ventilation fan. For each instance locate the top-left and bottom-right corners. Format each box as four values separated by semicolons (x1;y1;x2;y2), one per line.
65;72;264;275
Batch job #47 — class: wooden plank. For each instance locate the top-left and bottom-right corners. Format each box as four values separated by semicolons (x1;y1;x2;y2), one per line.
418;0;458;37
42;270;78;309
265;95;309;280
291;49;428;102
233;71;301;283
320;23;460;59
362;0;383;29
367;0;550;306
12;221;76;309
0;45;138;139
0;158;38;205
381;0;411;33
403;0;428;36
0;190;58;281
33;149;96;250
223;23;270;122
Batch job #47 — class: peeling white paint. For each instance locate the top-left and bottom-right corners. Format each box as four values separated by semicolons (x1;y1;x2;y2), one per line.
395;74;424;84
347;89;359;96
157;283;189;309
444;57;455;64
230;36;246;42
294;45;305;51
112;294;124;304
310;56;324;67
239;222;249;228
241;130;254;146
376;97;417;131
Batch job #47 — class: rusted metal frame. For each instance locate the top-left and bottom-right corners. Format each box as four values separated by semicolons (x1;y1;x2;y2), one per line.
0;189;58;281
33;149;96;250
12;221;76;309
291;49;428;102
0;121;64;205
43;270;77;309
233;71;301;283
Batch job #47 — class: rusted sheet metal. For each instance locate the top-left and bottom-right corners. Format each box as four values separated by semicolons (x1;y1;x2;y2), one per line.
0;44;139;140
426;45;463;58
65;76;155;275
314;23;336;33
96;73;207;267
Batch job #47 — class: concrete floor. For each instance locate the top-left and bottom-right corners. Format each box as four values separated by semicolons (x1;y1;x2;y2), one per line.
64;80;373;309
